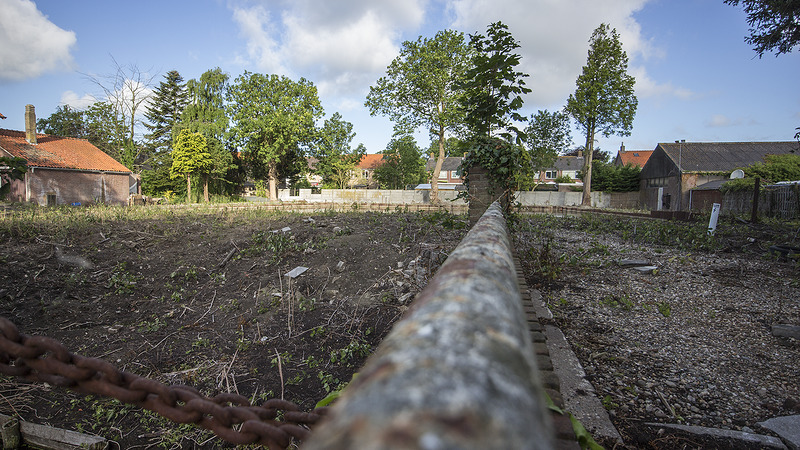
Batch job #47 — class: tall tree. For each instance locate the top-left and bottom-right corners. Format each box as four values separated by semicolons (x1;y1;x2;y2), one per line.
314;112;366;189
460;21;531;141
84;57;157;171
144;70;188;155
566;23;637;206
724;0;800;57
374;135;427;189
458;22;531;211
171;130;212;202
523;110;573;188
177;68;234;199
366;29;472;203
227;72;323;200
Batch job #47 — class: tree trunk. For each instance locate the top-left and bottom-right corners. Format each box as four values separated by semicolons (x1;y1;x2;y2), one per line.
268;163;278;201
581;125;594;207
430;124;446;204
187;174;192;203
204;174;209;203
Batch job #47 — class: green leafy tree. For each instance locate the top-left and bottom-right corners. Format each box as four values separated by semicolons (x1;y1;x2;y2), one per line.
227;72;323;200
366;29;471;203
314;112;366;189
176;68;236;200
742;153;800;181
374;135;427;189
724;0;800;57
426;137;466;158
458;22;531;209
521;110;573;189
37;105;87;138
566;23;637;206
170;130;212;202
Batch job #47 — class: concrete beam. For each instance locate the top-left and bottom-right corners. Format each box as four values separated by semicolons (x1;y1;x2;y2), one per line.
303;202;553;450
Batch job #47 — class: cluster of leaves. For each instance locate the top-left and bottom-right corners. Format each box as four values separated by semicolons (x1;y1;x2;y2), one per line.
588;161;641;192
721;153;800;192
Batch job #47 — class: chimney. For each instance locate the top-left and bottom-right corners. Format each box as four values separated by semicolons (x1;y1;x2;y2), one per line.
620;142;625;153
25;104;37;144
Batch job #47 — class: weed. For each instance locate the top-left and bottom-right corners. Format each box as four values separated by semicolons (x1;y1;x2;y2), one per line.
600;294;634;311
106;262;139;295
601;395;619;410
138;315;166;333
657;301;672;318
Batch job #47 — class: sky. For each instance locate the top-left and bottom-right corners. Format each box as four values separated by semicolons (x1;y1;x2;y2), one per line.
1;0;798;159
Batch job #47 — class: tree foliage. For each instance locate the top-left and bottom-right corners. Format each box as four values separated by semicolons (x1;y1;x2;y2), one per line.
374;135;426;189
37;105;86;139
458;22;531;208
523;110;573;181
460;21;531;141
724;0;800;57
314;112;365;189
227;72;323;200
566;23;637;206
171;130;212;202
742;153;800;181
588;161;641;192
144;70;188;155
366;29;471;202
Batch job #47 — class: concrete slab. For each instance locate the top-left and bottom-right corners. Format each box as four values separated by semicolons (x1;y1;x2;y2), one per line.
772;325;800;339
284;266;308;278
618;259;650;267
646;422;787;449
529;289;552;320
544;324;623;445
632;265;659;273
758;415;800;450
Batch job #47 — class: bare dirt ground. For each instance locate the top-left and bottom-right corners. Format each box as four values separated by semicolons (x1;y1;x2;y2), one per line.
514;212;800;449
0;205;467;449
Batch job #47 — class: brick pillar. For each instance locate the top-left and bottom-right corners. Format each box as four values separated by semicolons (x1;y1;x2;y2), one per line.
468;165;509;225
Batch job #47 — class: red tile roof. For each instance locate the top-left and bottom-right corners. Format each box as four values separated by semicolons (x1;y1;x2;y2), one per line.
0;128;131;173
357;153;384;169
616;149;653;168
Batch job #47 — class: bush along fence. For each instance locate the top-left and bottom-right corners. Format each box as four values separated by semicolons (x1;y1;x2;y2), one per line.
303;201;554;449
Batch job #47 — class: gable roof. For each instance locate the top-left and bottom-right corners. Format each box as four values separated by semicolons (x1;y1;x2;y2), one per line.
0;129;131;173
357;154;385;169
553;156;584;171
615;149;653;167
656;141;799;172
426;156;463;172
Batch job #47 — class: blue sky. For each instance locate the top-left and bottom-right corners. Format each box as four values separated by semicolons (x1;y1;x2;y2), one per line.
1;0;798;159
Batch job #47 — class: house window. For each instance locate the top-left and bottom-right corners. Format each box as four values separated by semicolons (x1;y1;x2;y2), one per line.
451;170;459;179
362;169;370;178
46;193;57;206
545;170;557;179
647;177;667;187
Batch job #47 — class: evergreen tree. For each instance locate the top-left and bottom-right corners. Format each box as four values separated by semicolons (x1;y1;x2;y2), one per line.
177;68;234;199
144;70;188;155
566;23;637;206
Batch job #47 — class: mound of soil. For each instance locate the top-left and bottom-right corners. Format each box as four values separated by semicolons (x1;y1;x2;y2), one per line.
0;207;467;448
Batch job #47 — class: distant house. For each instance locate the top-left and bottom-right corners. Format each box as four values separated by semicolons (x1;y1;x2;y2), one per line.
639;141;799;211
0;105;133;206
354;154;385;188
534;156;585;184
426;157;463;187
613;144;652;168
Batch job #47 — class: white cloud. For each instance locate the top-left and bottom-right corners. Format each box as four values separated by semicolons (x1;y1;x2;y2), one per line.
60;90;96;109
707;114;732;128
228;0;427;98
0;0;76;82
447;0;688;107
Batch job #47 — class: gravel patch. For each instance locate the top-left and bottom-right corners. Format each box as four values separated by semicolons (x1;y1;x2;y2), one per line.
515;214;800;445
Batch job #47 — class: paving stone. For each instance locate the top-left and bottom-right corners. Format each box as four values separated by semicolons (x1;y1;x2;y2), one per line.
618;259;650;267
772;324;800;339
648;422;788;449
757;415;800;449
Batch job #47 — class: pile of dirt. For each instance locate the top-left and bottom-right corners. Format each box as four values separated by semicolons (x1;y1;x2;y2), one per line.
0;207;467;448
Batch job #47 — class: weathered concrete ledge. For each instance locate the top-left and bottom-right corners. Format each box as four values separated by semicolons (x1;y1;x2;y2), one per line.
303;202;552;449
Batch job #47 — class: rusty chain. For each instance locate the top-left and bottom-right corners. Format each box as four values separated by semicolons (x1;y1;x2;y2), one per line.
0;317;327;448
